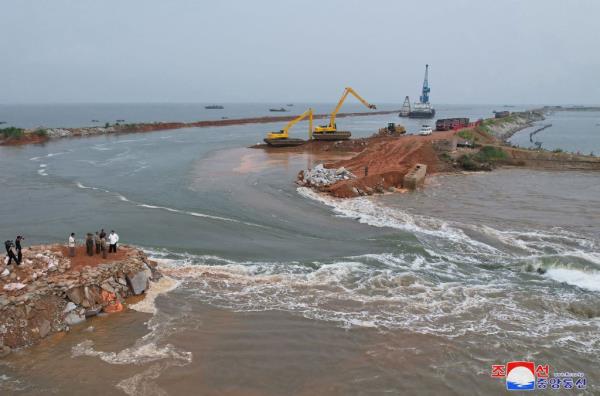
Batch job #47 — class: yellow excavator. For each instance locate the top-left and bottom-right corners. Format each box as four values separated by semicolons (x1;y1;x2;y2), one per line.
264;108;313;147
313;87;377;140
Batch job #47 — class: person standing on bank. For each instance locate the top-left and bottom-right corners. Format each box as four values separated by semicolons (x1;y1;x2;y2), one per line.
15;235;24;265
94;232;101;255
85;233;94;256
4;240;18;266
108;230;119;253
100;234;107;259
68;233;76;257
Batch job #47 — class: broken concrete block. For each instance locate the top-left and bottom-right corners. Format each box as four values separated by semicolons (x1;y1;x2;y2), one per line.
127;270;149;295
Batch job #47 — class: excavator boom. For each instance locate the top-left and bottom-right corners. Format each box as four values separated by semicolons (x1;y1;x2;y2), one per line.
314;87;376;134
328;87;376;128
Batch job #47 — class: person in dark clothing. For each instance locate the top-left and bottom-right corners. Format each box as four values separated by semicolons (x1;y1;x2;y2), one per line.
99;229;106;240
94;232;101;255
15;236;24;265
85;233;94;256
4;240;18;266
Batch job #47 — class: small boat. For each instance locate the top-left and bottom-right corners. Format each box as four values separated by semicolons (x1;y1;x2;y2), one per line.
91;119;100;123
286;104;294;107
0;121;6;125
205;105;224;109
269;107;288;112
116;119;125;122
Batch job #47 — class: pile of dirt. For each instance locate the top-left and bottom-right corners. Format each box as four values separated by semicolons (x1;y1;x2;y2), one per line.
298;131;457;198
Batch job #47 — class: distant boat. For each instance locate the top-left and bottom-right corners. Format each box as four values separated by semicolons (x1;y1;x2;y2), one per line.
269;107;288;112
286;104;294;107
0;121;6;125
205;105;224;109
116;119;125;122
91;119;100;123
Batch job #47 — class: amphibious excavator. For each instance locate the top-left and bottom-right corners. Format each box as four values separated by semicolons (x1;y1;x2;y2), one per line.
264;108;313;147
313;87;376;141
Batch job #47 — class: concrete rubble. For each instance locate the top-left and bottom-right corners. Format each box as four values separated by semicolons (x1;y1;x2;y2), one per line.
297;164;355;187
0;244;160;356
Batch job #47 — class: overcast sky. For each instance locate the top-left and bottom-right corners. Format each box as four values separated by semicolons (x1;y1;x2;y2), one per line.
1;0;598;104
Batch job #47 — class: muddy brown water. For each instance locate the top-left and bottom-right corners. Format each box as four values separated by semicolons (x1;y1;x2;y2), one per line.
1;106;599;395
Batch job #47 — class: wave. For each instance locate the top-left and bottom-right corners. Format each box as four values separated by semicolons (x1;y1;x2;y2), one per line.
297;187;598;266
545;268;600;292
75;181;264;227
29;151;70;162
72;339;191;366
144;249;600;357
128;276;180;314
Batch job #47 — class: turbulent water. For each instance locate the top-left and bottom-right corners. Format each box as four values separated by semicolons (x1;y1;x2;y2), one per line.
1;104;599;395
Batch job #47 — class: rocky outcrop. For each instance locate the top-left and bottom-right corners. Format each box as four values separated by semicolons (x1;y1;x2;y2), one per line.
483;111;545;141
0;245;159;355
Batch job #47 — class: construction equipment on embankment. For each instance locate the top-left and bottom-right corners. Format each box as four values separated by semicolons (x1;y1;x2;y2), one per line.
313;87;376;141
264;108;313;147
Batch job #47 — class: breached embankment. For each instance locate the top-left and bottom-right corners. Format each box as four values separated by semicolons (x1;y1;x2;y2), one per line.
0;110;399;146
0;244;162;357
259;109;600;198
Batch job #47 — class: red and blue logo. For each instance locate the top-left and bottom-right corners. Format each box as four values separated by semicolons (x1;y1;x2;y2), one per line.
491;361;587;391
505;361;536;390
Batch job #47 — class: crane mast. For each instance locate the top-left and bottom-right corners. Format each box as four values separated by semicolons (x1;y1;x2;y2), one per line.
419;64;431;104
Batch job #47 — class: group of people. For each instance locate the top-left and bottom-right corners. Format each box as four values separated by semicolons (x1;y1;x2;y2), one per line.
4;235;24;266
68;229;119;259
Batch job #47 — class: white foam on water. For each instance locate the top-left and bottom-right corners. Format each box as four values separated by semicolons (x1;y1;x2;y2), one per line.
72;339;191;366
29;151;69;162
75;181;264;227
128;276;180;314
545;268;600;292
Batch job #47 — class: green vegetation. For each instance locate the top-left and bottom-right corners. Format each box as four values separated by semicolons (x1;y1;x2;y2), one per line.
0;127;25;139
457;130;475;141
552;148;563;153
456;146;508;171
476;146;508;161
34;129;48;137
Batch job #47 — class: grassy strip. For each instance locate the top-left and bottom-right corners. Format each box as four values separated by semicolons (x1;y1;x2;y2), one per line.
1;127;48;140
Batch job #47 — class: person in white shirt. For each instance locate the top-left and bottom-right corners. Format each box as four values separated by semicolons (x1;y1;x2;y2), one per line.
68;233;76;257
108;230;119;253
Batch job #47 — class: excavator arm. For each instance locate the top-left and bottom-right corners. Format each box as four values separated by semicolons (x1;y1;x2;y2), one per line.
266;108;313;140
316;87;376;133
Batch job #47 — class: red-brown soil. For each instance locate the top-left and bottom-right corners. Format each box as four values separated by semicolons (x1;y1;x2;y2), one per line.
57;245;134;271
0;134;49;146
325;131;456;197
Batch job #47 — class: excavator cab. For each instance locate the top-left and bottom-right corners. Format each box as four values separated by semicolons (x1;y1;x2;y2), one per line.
264;108;313;146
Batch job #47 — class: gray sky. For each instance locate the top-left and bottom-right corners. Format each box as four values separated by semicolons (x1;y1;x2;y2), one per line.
1;0;598;104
